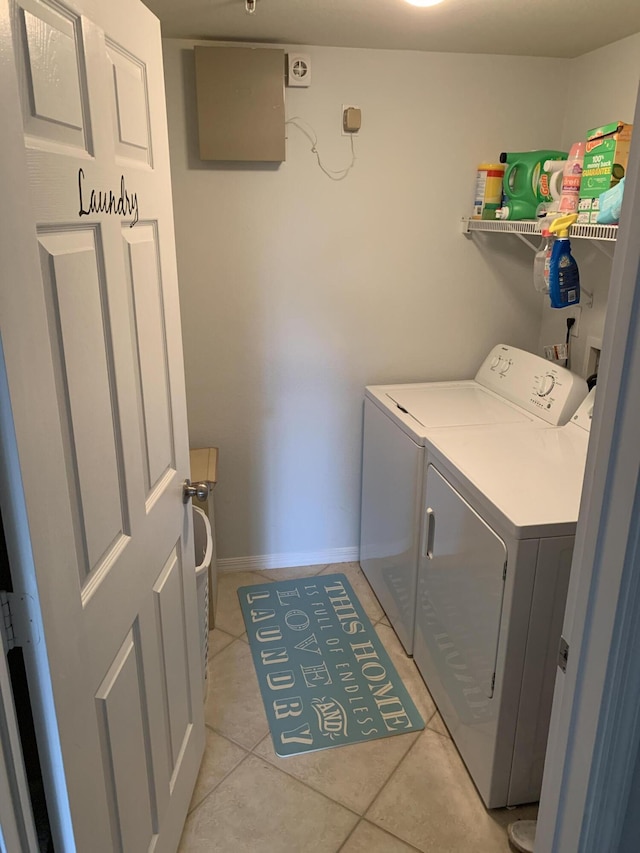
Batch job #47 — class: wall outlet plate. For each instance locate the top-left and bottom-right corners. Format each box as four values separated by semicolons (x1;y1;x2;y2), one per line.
553;305;581;337
341;104;361;136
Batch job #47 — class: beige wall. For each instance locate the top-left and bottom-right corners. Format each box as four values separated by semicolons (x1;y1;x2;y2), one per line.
163;39;571;565
538;32;640;377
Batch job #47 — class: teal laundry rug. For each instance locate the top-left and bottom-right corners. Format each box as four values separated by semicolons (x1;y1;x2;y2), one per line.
238;572;425;757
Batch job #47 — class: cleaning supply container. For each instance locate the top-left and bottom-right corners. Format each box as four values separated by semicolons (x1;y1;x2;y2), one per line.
499;149;567;220
536;159;567;219
473;163;505;219
193;505;214;699
548;214;580;308
533;228;554;293
559;142;586;214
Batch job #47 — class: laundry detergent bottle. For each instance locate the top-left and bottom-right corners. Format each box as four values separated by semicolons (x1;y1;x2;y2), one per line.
498;149;567;220
548;214;580;308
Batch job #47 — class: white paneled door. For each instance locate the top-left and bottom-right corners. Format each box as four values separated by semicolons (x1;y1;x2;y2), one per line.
0;0;204;850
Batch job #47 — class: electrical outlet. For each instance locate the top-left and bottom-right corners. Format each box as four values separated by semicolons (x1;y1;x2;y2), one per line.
341;104;361;136
557;305;581;338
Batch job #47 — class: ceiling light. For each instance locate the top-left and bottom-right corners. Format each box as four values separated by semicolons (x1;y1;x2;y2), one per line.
404;0;445;6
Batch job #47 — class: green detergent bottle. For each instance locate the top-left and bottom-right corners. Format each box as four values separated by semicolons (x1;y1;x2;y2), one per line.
499;150;567;220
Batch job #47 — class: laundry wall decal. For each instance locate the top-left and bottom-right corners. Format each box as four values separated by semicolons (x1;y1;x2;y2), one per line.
78;168;139;227
238;572;424;756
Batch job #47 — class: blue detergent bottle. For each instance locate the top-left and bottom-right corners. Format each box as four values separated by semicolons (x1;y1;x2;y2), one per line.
548;214;580;308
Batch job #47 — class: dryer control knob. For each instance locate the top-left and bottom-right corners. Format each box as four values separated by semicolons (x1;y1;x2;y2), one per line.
499;359;513;375
490;356;502;370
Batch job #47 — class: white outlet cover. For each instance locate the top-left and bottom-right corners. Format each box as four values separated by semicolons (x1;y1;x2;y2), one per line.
342;103;361;136
287;53;311;87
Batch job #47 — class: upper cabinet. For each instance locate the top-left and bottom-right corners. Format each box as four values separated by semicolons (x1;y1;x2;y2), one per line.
194;46;286;163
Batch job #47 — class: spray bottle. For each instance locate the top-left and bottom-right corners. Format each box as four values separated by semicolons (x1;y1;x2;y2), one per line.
533;227;554;293
548;214;580;308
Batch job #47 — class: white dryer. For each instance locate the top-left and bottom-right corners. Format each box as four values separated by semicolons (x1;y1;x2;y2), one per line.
360;344;587;654
413;390;595;808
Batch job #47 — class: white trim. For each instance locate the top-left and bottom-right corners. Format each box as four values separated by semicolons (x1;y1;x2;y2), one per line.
536;81;640;853
218;547;360;573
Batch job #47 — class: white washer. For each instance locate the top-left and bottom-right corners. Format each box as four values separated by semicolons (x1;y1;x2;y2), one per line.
413;390;595;808
360;344;587;654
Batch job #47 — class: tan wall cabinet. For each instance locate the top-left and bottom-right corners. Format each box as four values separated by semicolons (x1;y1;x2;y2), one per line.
194;45;286;162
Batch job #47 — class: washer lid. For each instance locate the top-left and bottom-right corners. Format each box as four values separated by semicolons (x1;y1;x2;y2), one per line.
386;385;533;428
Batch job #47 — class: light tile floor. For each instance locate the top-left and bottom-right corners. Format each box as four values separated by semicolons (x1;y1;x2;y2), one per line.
179;563;537;852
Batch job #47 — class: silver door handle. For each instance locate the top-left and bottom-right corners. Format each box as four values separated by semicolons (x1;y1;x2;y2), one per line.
182;479;210;503
425;508;435;559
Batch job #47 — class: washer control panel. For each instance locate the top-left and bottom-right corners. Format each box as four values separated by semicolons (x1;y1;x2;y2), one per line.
476;345;589;425
535;373;555;397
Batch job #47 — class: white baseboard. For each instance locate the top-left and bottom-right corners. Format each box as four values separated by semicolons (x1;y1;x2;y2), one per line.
218;546;360;573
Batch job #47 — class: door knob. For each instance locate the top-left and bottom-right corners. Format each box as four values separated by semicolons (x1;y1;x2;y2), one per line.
183;479;210;503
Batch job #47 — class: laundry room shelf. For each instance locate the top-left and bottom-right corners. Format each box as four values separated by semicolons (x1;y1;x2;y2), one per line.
461;218;618;255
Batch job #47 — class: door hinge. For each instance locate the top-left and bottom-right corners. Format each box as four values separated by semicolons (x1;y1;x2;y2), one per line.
491;672;496;693
0;591;33;651
558;636;569;673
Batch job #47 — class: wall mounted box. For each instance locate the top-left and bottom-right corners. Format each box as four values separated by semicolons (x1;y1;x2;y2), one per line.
194;45;286;162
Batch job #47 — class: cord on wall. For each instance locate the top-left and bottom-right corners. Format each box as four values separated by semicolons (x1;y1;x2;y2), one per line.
566;317;576;369
285;116;356;181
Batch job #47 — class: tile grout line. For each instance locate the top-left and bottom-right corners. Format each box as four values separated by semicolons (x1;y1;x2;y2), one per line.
363;728;424;825
336;728;430;853
247;733;367;819
192;727;430;852
425;719;452;741
207;722;268;754
359;723;462;851
186;750;252;818
377;823;425;853
361;731;423;812
207;632;235;659
346;733;427;849
210;626;245;642
335;817;362;852
247;730;423;825
344;819;425;853
246;749;364;821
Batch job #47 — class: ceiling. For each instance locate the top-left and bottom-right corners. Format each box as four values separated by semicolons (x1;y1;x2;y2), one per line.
142;0;640;59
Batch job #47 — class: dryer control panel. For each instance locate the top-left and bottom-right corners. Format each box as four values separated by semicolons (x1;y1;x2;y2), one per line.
476;345;588;426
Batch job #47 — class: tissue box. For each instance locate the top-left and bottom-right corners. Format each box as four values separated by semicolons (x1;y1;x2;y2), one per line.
579;121;632;222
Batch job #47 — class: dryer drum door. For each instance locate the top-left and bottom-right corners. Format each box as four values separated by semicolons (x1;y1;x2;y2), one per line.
414;465;507;724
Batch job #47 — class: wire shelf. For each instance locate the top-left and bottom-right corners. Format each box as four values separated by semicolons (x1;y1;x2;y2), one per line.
461;218;618;242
